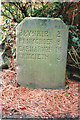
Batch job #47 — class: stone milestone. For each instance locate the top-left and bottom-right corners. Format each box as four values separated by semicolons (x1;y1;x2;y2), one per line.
16;17;68;89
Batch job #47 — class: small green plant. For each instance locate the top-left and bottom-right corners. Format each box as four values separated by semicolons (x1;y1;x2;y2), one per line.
64;92;68;97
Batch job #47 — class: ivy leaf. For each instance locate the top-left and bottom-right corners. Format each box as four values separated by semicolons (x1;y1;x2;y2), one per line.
72;37;78;43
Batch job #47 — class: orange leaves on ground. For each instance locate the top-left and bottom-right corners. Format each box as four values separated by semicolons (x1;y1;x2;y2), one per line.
0;70;80;118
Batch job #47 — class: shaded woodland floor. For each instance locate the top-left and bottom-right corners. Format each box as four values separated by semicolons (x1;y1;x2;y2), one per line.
0;69;80;119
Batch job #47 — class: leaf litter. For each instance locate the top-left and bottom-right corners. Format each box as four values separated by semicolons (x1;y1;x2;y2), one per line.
0;68;80;119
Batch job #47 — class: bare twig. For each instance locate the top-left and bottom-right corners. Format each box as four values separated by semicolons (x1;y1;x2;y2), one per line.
68;52;77;65
72;46;80;59
72;10;75;25
72;46;79;64
34;101;52;117
67;63;80;70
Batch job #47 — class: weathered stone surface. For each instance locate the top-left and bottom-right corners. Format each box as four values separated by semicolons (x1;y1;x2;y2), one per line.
16;17;68;89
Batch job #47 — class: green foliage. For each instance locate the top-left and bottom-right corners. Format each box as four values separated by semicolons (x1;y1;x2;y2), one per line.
1;17;17;63
1;2;31;23
1;2;80;77
69;25;80;47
